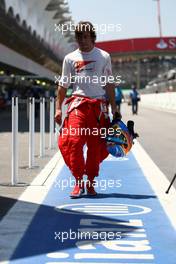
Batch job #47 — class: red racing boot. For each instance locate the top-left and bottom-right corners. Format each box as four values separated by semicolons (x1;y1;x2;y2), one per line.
86;179;97;196
70;179;85;198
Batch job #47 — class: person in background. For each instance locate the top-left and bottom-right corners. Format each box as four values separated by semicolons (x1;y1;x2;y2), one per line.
115;86;124;113
129;84;140;115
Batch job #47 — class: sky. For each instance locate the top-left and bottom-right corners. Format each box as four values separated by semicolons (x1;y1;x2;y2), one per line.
67;0;176;42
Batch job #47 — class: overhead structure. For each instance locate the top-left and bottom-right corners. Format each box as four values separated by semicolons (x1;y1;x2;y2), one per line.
0;0;76;77
3;0;74;59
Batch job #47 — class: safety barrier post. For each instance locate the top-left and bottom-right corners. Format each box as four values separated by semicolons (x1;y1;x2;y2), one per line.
49;97;55;149
29;97;35;168
40;97;45;157
11;97;19;185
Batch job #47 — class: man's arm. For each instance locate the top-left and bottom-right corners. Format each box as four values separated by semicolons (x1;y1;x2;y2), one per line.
103;53;121;120
105;82;121;119
55;55;71;124
55;85;67;125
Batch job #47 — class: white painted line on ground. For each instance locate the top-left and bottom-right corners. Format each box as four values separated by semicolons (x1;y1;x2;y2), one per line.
74;253;154;259
31;150;61;186
46;262;154;264
78;228;145;232
132;141;176;229
0;151;64;263
84;205;128;208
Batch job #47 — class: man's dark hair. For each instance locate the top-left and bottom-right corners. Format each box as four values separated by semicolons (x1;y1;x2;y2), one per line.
75;21;96;43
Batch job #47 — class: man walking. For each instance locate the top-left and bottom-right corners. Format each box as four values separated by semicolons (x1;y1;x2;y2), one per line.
129;84;140;115
55;21;120;198
115;86;124;113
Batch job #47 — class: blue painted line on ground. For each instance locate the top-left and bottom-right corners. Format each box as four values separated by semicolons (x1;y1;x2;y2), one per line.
9;153;176;264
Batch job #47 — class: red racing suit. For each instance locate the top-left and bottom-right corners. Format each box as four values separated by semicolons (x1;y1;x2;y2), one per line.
58;95;110;182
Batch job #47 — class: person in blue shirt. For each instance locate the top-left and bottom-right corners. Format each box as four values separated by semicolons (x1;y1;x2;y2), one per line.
129;84;140;115
115;87;124;112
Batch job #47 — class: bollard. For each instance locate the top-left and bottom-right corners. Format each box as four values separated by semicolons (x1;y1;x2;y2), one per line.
16;96;18;180
40;97;45;157
32;97;35;162
43;97;45;153
49;97;55;149
11;97;19;185
29;97;35;168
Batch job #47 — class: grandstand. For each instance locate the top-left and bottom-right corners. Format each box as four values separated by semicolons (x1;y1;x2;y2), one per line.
96;37;176;91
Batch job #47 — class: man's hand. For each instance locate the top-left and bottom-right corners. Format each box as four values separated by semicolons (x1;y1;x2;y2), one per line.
55;109;62;125
105;83;121;120
111;105;122;121
55;86;67;125
113;111;122;121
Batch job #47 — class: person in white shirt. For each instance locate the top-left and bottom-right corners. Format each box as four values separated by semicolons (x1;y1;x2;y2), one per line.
55;21;121;198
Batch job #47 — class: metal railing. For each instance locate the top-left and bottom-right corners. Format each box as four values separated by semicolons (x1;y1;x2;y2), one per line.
11;97;56;186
